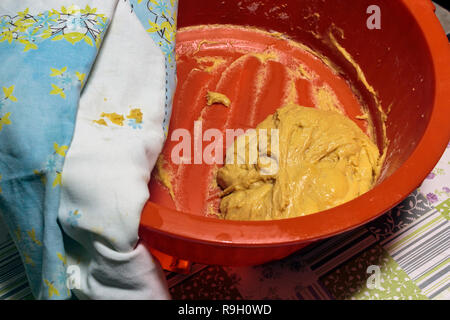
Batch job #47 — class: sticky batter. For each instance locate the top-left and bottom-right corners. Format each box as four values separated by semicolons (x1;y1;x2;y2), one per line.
206;91;231;107
154;154;175;200
217;104;382;221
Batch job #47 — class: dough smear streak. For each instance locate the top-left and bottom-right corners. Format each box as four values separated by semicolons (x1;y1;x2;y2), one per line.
217;104;381;221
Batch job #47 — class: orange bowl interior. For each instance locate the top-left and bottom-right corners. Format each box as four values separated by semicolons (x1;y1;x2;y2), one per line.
139;0;450;267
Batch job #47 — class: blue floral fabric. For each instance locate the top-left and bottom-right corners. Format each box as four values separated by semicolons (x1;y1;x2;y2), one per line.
0;5;111;299
130;0;177;135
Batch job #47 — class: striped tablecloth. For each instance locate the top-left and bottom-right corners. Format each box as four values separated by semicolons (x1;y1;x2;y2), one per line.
0;228;33;299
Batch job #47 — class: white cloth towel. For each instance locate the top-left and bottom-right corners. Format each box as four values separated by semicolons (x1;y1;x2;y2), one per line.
58;0;171;299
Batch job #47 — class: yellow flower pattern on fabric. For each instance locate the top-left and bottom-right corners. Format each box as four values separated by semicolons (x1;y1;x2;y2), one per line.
27;228;42;246
23;252;36;267
50;67;67;77
75;72;86;87
49;66;85;101
3;86;17;102
14;227;21;241
0;3;115;300
44;279;60;298
33;170;47;185
53;172;62;188
0;6;109;52
131;0;178;134
53;143;68;157
57;252;67;266
137;0;177;63
50;84;66;99
0;112;11;131
0;85;17;132
34;140;69;190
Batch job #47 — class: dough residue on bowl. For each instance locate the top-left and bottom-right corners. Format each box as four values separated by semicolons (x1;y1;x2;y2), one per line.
154;154;175;200
206;91;231;107
217;104;383;221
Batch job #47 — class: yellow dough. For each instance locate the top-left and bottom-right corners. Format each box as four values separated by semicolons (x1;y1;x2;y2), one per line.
217;104;382;221
154;155;175;200
206;91;231;107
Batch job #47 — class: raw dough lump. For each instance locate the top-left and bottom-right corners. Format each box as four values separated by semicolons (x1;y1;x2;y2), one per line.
217;104;382;221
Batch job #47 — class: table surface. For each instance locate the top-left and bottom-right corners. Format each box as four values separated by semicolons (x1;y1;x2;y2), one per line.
0;3;449;301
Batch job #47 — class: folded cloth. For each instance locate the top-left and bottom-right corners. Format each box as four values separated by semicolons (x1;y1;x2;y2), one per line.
0;0;177;299
58;0;177;299
0;0;118;299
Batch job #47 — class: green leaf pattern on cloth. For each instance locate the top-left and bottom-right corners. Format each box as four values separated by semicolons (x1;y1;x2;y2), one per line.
322;245;428;300
435;198;450;220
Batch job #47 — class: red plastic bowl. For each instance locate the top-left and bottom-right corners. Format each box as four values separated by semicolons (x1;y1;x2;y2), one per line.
139;0;450;268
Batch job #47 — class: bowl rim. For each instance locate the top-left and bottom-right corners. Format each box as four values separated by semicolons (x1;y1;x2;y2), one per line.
140;0;450;247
